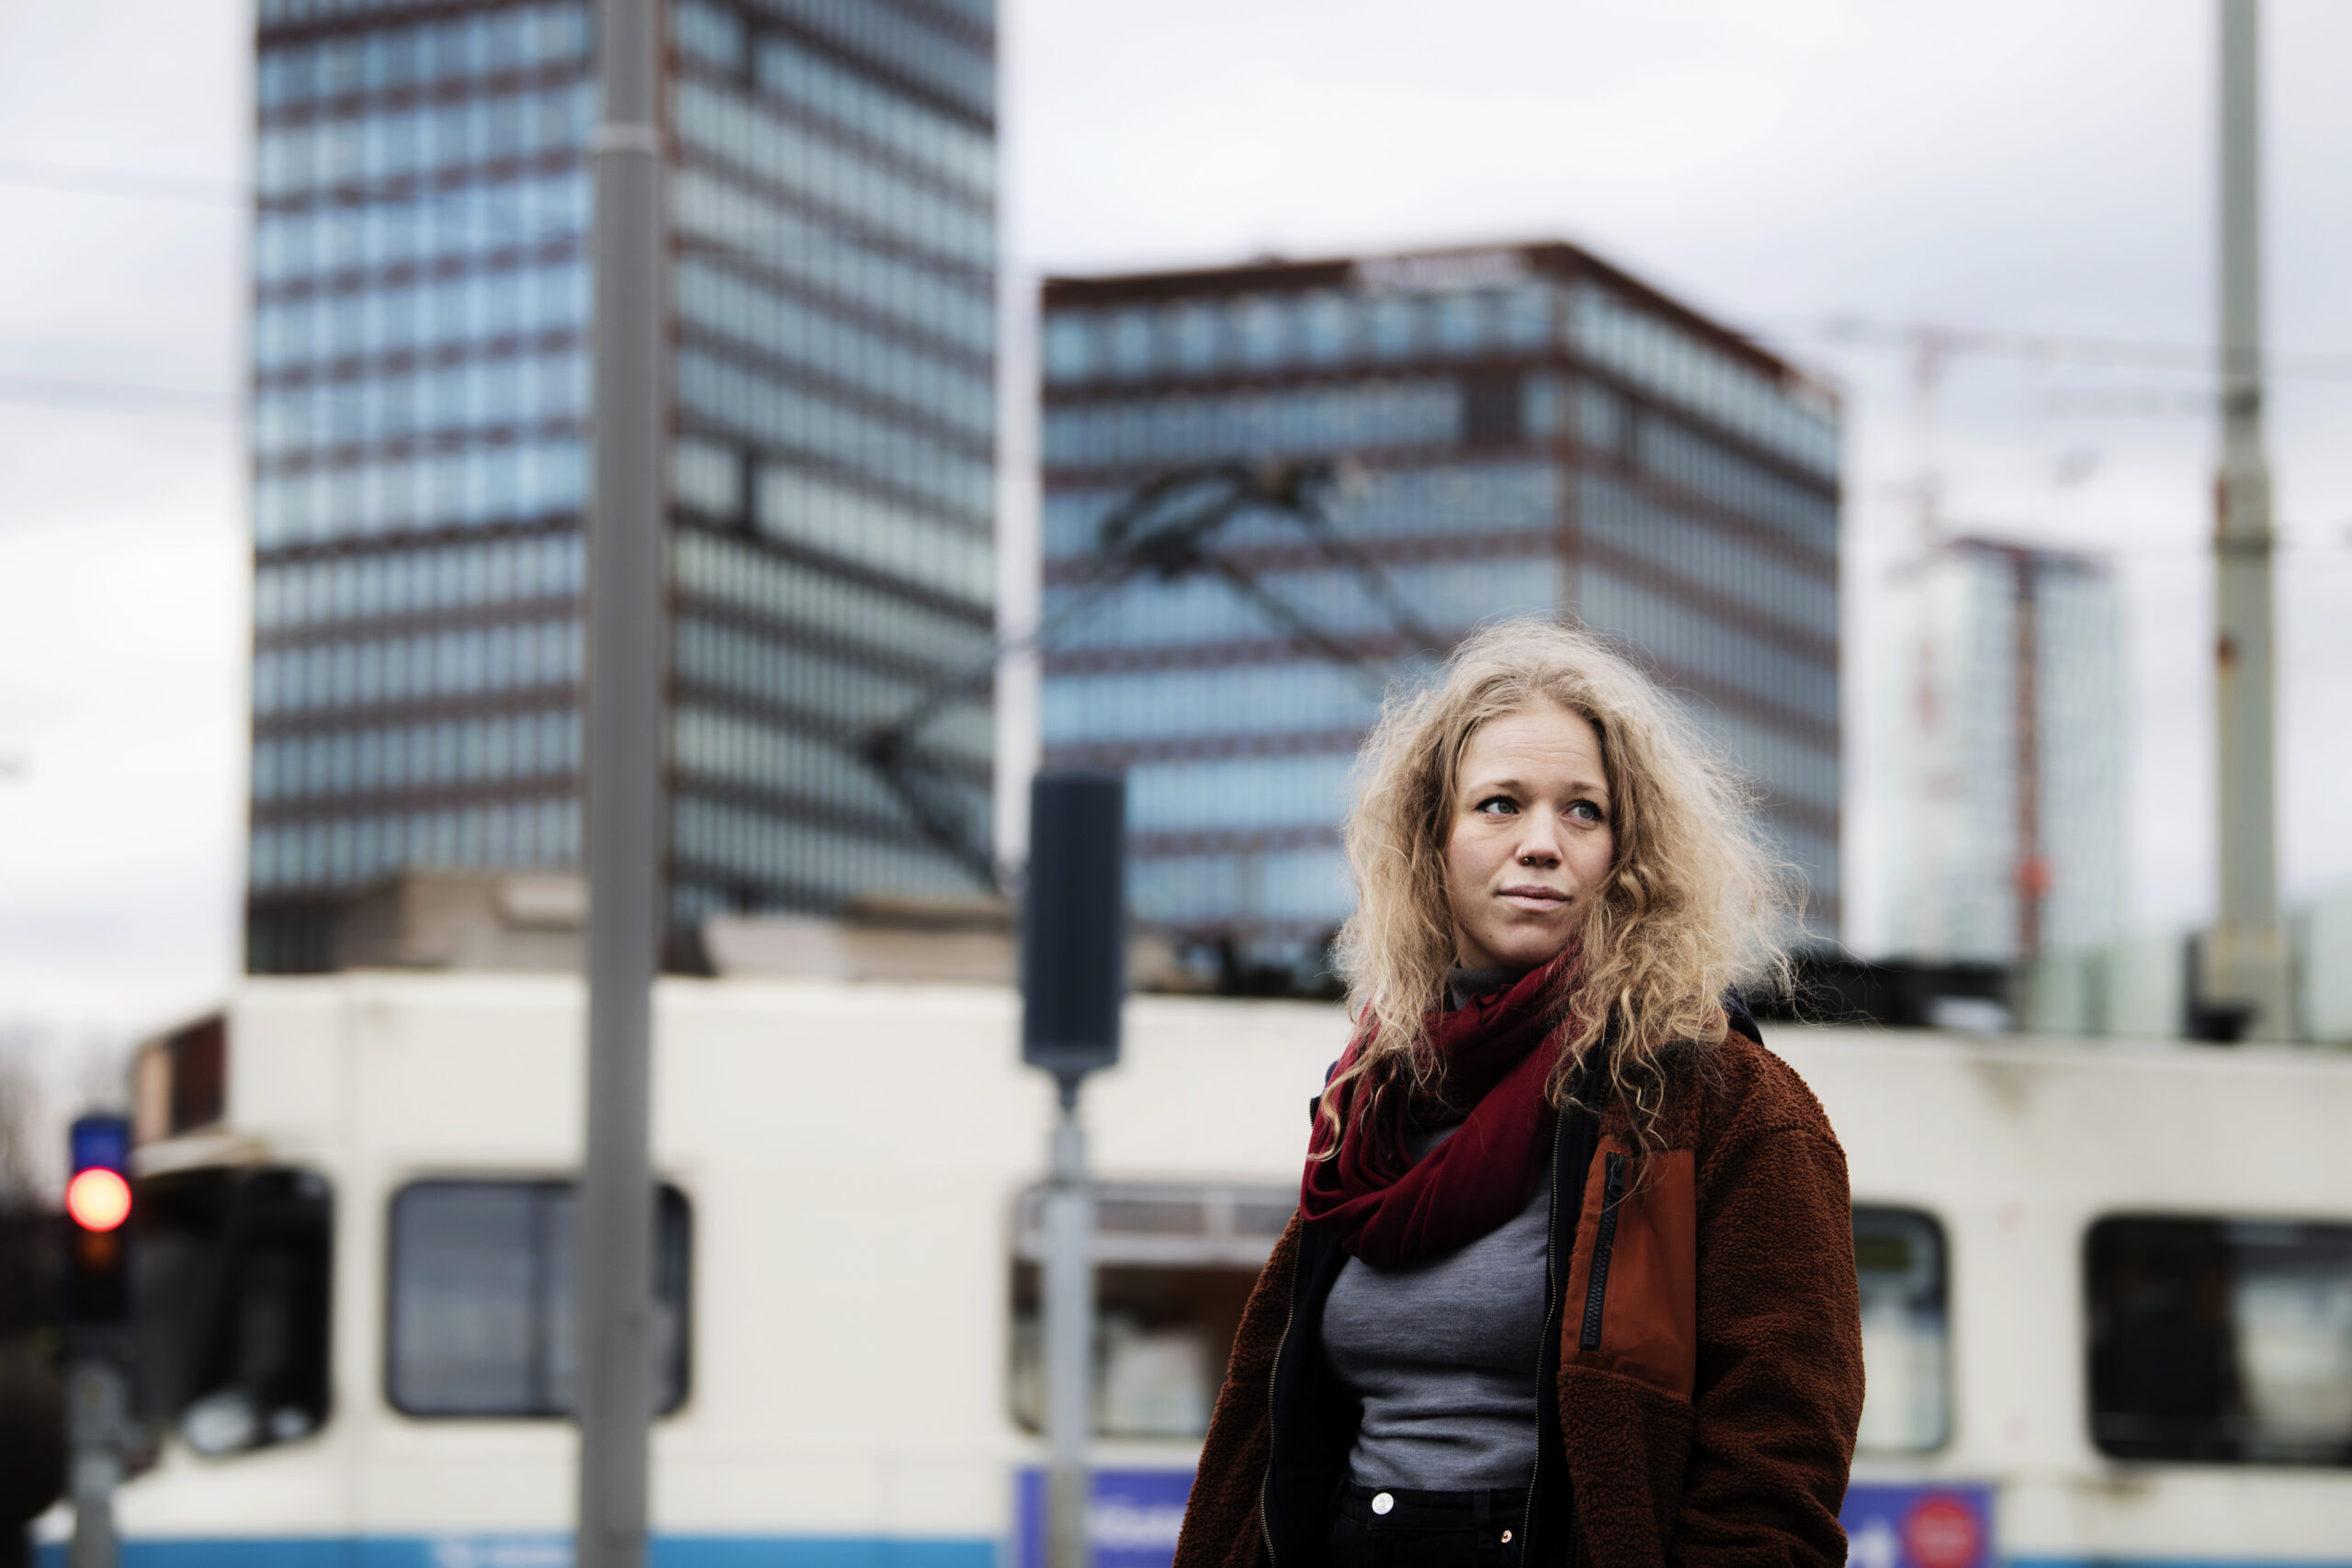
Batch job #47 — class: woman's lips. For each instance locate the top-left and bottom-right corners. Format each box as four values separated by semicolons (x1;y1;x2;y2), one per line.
1499;886;1570;912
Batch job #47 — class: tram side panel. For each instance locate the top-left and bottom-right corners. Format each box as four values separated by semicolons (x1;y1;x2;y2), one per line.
1789;1031;2352;1568
88;987;2352;1568
103;977;1346;1556
655;982;1039;1546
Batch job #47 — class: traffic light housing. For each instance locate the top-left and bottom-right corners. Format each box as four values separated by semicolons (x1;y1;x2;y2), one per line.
64;1115;133;1332
1021;770;1127;1097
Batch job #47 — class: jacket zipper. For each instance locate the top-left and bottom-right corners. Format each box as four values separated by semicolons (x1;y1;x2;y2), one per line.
1579;1152;1628;1351
1258;1261;1299;1568
1520;1112;1568;1559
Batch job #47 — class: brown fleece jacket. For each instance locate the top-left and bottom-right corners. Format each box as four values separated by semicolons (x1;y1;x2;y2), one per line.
1174;1032;1864;1568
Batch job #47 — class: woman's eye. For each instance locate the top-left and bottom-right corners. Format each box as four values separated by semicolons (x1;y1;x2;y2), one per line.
1567;800;1605;824
1476;795;1517;817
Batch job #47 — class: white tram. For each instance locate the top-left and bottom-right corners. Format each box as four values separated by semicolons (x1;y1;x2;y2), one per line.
40;972;2352;1568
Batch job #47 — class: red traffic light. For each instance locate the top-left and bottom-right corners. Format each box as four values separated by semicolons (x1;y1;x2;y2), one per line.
67;1167;132;1233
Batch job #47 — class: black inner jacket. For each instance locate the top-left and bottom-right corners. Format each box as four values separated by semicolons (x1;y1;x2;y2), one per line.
1259;999;1765;1567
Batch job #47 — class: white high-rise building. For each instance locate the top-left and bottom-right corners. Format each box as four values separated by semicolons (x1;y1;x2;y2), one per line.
1884;538;2124;969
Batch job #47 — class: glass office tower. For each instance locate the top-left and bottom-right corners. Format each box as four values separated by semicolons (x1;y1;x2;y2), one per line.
245;0;996;970
1039;244;1841;976
1884;538;2123;968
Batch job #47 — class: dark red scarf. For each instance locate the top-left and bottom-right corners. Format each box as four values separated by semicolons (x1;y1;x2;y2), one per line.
1299;951;1577;1267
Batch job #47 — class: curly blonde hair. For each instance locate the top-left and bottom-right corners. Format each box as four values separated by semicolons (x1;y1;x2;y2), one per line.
1324;616;1795;1148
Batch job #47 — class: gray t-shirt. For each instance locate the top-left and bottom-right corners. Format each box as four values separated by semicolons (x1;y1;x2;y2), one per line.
1319;1124;1551;1490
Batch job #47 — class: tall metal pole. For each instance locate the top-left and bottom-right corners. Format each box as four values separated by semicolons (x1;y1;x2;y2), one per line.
2209;0;2292;1039
2011;550;2046;973
577;0;665;1562
991;0;1039;880
65;1359;126;1568
1022;771;1127;1568
1044;1094;1094;1568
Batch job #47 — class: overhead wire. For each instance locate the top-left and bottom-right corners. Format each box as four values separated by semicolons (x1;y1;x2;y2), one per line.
858;457;1447;885
1769;315;2352;382
0;373;241;418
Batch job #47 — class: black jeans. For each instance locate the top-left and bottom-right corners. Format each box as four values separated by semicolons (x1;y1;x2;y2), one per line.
1326;1483;1527;1568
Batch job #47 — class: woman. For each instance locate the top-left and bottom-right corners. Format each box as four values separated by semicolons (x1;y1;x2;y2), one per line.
1173;619;1863;1568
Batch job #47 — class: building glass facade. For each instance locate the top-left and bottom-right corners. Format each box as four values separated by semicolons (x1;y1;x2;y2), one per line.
247;0;995;970
1883;539;2123;968
1039;245;1841;973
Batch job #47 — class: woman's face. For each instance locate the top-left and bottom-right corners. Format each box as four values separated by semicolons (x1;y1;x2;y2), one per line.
1442;700;1616;973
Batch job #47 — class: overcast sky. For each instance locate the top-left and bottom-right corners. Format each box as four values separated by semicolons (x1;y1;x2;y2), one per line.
1;0;2347;1080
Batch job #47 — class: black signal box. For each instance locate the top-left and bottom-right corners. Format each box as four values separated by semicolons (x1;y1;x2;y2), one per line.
1021;771;1127;1095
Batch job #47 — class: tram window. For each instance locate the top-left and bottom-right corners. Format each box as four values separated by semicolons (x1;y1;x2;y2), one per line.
133;1166;334;1457
1852;1206;1950;1453
2087;1216;2352;1466
1009;1181;1292;1438
387;1179;691;1418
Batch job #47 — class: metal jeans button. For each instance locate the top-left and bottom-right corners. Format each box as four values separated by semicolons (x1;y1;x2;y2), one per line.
1371;1492;1395;1516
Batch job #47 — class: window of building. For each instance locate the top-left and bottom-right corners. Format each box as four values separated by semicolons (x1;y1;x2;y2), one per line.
1462;368;1523;447
1367;295;1418;362
745;0;993;120
1498;283;1550;350
1298;291;1351;367
673;0;748;73
673;436;747;521
1167;301;1220;378
134;1166;334;1457
1577;383;1624;457
1233;297;1285;371
2088;1215;2352;1465
1434;292;1484;357
387;1179;692;1418
1043;315;1089;385
1852;1206;1949;1453
1103;309;1156;382
1126;751;1361;835
1009;1181;1293;1438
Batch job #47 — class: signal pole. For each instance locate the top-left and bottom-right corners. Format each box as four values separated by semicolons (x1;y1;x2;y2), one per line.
1044;1100;1093;1568
1022;772;1128;1568
65;1361;127;1568
2208;0;2292;1039
63;1114;136;1568
576;0;665;1563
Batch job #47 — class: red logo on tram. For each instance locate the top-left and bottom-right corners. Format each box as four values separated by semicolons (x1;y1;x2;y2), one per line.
1902;1494;1983;1568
